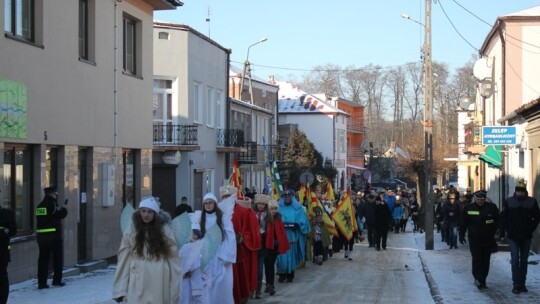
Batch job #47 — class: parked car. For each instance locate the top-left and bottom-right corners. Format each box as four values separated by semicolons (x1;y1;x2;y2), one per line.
370;178;407;191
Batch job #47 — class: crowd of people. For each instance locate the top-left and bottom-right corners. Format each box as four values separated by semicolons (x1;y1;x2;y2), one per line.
0;178;536;303
110;183;432;303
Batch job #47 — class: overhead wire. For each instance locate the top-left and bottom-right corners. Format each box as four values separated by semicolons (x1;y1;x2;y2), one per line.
437;0;480;52
230;60;420;73
451;0;540;50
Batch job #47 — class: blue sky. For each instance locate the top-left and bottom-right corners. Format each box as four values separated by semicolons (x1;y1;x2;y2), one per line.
155;0;540;81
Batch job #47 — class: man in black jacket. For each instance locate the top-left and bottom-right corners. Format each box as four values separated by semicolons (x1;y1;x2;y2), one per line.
0;204;16;304
36;186;68;289
500;179;540;294
459;190;499;290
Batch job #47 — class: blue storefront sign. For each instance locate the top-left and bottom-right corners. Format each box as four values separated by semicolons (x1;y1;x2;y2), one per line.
482;126;516;145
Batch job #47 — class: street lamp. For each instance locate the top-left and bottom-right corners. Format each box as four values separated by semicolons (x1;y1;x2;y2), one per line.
240;38;268;104
401;13;425;28
402;1;434;250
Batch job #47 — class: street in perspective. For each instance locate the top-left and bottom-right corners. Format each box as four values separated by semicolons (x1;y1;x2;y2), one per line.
3;1;540;304
9;224;540;304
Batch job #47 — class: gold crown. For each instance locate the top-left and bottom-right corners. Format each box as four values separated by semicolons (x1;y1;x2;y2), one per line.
516;178;527;188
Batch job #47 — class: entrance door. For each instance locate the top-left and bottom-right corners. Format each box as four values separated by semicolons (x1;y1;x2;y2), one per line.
152;165;177;215
194;171;203;211
77;148;88;262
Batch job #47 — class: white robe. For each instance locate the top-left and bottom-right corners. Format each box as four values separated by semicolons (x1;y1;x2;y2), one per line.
200;212;236;304
178;241;204;304
113;224;180;304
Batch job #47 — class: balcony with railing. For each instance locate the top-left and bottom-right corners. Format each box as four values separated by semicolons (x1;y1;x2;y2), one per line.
237;141;258;164
217;129;246;153
347;147;364;160
268;144;286;163
346;121;365;133
153;123;200;151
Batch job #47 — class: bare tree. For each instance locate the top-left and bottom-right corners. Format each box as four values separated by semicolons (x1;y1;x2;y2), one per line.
385;66;408;146
300;63;343;98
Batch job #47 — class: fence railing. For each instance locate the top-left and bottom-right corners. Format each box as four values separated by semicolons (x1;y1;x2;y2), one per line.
153;123;198;146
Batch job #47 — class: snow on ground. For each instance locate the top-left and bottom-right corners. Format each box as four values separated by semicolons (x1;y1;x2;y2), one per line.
8;223;540;304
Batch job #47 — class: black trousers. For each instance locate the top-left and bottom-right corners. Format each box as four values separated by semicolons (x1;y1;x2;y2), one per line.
469;242;492;284
366;222;376;246
258;245;278;286
375;228;388;249
0;258;9;304
37;236;64;286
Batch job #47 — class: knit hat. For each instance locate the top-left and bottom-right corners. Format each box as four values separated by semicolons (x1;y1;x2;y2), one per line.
515;179;527;192
219;186;237;199
254;194;270;204
139;196;160;213
203;192;218;204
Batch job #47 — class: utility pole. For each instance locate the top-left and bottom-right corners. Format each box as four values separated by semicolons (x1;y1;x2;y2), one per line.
423;0;434;250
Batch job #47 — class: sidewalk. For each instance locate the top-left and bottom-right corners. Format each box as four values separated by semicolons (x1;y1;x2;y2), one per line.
412;228;540;303
8;223;540;303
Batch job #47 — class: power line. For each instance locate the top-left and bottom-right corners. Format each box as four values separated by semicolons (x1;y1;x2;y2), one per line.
451;0;492;27
451;0;540;50
437;0;480;52
230;60;420;73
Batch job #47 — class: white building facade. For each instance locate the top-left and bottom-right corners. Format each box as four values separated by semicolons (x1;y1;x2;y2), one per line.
152;22;230;212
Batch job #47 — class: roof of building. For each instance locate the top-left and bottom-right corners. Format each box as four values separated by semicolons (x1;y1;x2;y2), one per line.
275;81;348;115
229;97;273;115
153;21;231;54
502;6;540;17
480;6;540;54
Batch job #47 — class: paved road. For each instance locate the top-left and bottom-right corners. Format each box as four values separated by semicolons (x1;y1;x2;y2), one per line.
257;226;540;304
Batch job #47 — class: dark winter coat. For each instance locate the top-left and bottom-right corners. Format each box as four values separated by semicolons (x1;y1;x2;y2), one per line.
500;194;540;241
460;201;499;247
443;202;461;228
362;199;375;225
36;195;68;241
0;206;16;262
374;201;391;231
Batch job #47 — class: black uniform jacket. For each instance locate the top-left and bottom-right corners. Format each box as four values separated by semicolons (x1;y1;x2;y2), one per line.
460;201;499;247
0;207;17;262
36;196;68;240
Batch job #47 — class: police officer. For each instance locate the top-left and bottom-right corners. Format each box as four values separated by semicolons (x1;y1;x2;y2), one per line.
36;186;68;289
459;190;499;290
0;204;16;304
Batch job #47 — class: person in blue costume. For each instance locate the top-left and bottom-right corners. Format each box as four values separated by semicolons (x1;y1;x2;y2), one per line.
276;189;311;283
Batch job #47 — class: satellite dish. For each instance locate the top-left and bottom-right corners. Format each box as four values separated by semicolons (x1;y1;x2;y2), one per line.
299;171;315;185
473;57;491;80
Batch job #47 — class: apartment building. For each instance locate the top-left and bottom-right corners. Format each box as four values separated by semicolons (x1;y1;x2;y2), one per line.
1;0;181;283
152;22;230;212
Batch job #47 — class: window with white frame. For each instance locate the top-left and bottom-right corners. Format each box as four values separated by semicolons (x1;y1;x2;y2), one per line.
216;90;223;129
123;14;140;75
338;129;346;153
206;86;215;128
4;0;34;41
193;82;204;124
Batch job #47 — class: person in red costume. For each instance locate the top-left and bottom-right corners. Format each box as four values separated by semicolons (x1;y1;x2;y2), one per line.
254;195;290;298
220;186;261;304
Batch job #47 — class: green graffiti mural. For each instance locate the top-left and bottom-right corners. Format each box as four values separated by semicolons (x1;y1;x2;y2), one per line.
0;78;27;139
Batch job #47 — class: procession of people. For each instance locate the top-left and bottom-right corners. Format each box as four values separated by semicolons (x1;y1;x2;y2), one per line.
107;175;540;303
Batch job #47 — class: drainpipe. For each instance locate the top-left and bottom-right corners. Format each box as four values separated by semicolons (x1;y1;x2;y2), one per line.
333;114;337;191
225;50;231;178
498;21;506;206
113;0;120;169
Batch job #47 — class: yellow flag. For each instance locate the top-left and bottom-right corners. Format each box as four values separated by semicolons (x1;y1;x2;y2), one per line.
308;188;338;236
298;183;306;205
326;180;335;202
331;191;357;241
